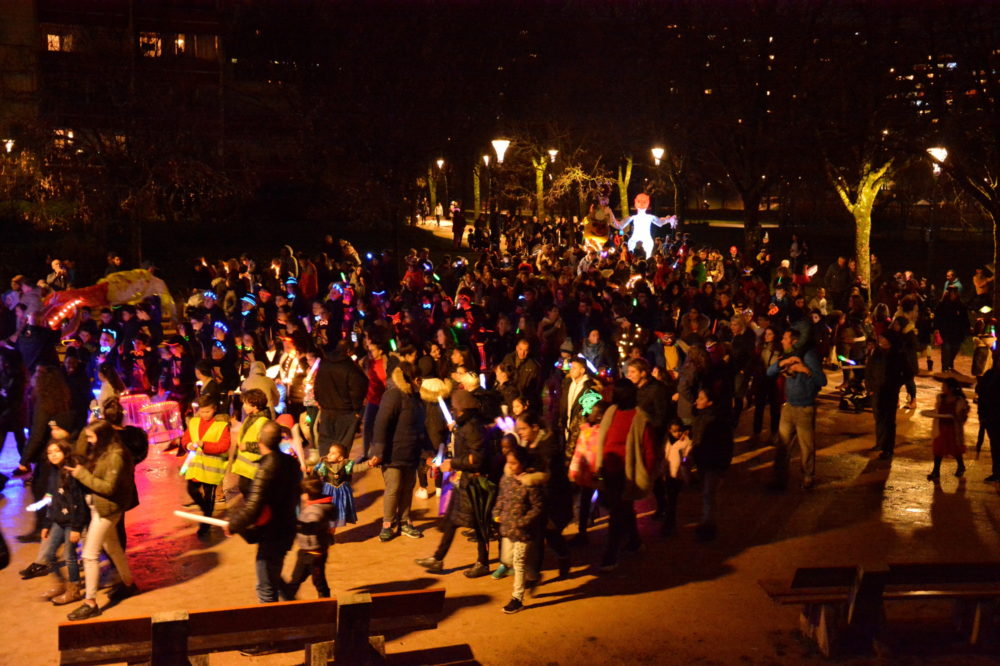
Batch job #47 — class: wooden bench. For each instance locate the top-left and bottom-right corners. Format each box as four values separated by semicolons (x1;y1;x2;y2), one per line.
760;562;1000;657
58;588;448;665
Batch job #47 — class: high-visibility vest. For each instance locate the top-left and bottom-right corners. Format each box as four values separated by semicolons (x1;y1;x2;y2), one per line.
231;413;267;480
183;417;229;486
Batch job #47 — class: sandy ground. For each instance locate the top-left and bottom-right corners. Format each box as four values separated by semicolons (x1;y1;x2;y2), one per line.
2;349;1000;666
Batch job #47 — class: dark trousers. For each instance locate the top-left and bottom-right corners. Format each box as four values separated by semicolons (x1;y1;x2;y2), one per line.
283;548;330;598
361;403;379;458
873;388;898;456
987;424;1000;477
434;519;488;565
753;383;782;435
656;476;683;530
317;410;358;458
577;486;595;535
600;473;638;562
941;338;962;372
187;480;217;520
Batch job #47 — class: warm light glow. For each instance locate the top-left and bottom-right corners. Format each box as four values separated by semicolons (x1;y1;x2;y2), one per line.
2;139;12;153
651;146;665;166
482;154;490;167
492;138;510;164
927;146;947;175
548;148;558;163
436;158;444;169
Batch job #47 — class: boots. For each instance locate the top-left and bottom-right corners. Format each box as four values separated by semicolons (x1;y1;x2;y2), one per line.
927;358;934;372
51;581;83;606
41;575;66;601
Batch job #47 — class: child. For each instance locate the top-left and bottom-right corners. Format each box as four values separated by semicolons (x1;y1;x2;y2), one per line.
281;475;333;599
492;443;544;614
928;377;969;480
660;418;692;537
23;440;88;605
312;442;371;528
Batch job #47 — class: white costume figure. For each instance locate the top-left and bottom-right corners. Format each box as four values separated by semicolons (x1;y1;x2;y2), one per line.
615;193;669;253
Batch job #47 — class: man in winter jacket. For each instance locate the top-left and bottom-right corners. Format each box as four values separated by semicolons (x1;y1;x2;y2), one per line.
227;421;302;607
314;340;368;457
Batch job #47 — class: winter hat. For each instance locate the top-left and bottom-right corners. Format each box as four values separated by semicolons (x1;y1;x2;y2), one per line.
451;389;478;411
48;411;77;434
559;339;576;355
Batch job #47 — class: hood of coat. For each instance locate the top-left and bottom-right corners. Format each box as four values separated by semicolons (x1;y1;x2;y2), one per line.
503;462;537;480
419;377;453;403
391;366;414;394
518;468;549;486
248;361;266;377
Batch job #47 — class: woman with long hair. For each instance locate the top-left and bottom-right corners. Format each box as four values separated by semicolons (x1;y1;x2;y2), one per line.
65;419;138;620
96;361;125;413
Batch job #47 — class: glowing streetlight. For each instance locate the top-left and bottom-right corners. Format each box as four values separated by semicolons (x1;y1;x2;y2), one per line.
482;154;490;167
651;146;665;166
927;146;947;175
492;138;510;164
3;139;12;153
548;148;558;163
436;158;444;170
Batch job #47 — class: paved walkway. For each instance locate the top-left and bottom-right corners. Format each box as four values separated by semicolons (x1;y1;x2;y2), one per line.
1;351;998;665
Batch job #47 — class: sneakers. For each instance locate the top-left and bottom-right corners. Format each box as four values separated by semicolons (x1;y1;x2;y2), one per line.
463;562;490;578
399;523;423;539
491;564;511;579
67;602;101;621
502;598;524;614
415;487;429;500
378;527;397;542
19;562;49;579
414;556;444;573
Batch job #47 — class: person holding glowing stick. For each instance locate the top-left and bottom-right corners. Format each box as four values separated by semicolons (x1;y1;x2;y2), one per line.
180;398;231;540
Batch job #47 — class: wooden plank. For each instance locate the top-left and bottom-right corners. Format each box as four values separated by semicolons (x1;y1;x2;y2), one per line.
187;598;337;637
305;640;334;666
369;588;446;620
151;611;190;665
188;623;336;655
60;644;152;666
335;593;377;664
59;616;151;651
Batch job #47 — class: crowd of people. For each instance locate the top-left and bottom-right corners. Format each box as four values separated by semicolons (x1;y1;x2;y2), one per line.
2;195;997;633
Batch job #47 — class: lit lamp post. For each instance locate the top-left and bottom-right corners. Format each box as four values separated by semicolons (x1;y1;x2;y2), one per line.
926;146;948;274
548;148;558;163
651;146;664;166
3;139;13;153
491;138;510;214
437;158;449;216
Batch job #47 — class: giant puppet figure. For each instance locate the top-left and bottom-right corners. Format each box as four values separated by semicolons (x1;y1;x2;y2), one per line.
615;193;675;254
581;196;617;251
41;269;173;328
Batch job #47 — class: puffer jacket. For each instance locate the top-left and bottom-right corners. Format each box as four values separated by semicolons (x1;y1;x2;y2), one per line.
492;464;544;543
72;442;136;517
370;367;432;468
228;449;302;548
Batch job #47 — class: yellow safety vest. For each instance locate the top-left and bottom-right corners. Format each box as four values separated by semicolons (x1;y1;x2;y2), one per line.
231;413;267;480
183;416;230;486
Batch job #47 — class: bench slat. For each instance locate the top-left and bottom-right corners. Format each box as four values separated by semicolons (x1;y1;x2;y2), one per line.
58;616;151;651
369;588;446;620
188;622;336;655
187;598;337;637
60;643;152;666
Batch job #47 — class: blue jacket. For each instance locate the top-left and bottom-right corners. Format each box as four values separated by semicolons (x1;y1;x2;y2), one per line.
767;349;826;407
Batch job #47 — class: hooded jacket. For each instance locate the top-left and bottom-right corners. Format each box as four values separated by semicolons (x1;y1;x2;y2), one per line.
370;367;431;468
240;361;280;408
493;464;544;543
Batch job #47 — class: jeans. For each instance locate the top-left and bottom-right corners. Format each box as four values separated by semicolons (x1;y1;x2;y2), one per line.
361;403;379;458
701;470;723;526
434;519;489;565
283;548;330;599
82;502;132;600
255;540;290;603
382;467;417;526
39;522;81;582
500;538;536;601
317;410;358;459
774;404;817;485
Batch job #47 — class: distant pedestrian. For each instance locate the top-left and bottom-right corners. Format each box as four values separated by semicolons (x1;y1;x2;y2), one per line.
927;377;968;481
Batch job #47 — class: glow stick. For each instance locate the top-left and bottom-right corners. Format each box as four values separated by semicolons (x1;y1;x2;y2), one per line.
479;373;487;389
980;306;993;314
437;396;454;425
26;495;52;512
432;443;445;467
179;449;196;475
837;355;857;366
173;510;229;528
806;265;819;277
494;415;516;434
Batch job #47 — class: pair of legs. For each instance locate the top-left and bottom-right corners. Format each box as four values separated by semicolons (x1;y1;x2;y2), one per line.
928;454;966;479
282;548;330;599
753;381;782;437
361;403;379;459
382;467;417;531
81;507;133;605
317;410;358;459
653;475;683;533
187;480;217;536
255;540;291;603
38;522;81;583
599;473;638;566
772;404;817;488
500;537;537;601
434;518;489;565
872;388;898;457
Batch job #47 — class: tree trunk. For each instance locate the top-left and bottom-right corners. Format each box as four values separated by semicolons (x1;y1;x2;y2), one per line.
742;191;761;258
992;207;1000;317
668;170;685;225
532;158;545;219
617;156;633;220
473;165;481;217
853;205;872;290
428;166;437;213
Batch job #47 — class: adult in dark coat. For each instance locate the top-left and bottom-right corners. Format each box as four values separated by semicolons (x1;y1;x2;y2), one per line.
226;421;302;605
314;340;369;457
370;362;432;541
934;287;969;373
975;350;1000;482
867;324;906;459
415;389;492;576
501;339;542;405
690;388;734;541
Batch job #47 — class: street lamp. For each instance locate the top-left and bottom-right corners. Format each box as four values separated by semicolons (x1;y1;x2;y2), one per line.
482;154;490;167
3;139;13;153
927;146;947;175
492;138;510;164
548;148;558;163
436;158;445;170
651;146;665;166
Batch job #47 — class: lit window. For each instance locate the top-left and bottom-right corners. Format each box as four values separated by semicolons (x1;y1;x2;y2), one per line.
47;34;73;52
175;34;186;54
54;128;74;149
139;32;162;58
